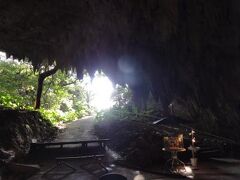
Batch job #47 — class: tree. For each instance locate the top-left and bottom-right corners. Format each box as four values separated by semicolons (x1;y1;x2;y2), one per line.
112;84;132;109
35;65;58;109
0;59;37;108
0;58;90;122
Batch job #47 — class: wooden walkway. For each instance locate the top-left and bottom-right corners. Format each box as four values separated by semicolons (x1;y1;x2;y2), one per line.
31;139;110;150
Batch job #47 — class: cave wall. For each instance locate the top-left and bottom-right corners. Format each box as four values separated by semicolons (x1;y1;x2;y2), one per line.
153;0;240;139
115;0;240;140
0;109;56;155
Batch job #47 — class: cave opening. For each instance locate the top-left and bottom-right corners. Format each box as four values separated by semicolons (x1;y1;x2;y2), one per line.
0;1;240;179
82;70;114;111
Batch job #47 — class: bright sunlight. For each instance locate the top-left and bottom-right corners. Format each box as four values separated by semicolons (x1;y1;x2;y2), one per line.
91;72;114;110
82;71;114;111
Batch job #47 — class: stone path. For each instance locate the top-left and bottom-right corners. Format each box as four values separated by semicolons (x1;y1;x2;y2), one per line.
54;116;97;142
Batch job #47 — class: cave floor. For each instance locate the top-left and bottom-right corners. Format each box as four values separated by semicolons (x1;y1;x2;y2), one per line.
26;117;240;179
26;156;240;180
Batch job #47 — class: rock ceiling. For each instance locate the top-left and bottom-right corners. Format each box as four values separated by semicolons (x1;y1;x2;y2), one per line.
0;0;239;108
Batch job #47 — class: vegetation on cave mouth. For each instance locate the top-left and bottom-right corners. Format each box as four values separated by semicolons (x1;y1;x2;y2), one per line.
1;51;240;142
0;53;132;124
0;54;133;159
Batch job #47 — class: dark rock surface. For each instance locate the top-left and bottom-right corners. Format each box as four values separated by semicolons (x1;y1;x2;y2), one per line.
95;118;186;167
0;109;57;156
95;114;240;168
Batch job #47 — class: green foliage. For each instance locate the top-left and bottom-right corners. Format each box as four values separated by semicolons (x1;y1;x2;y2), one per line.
95;83;134;122
0;58;136;125
39;108;61;124
96;104;137;123
0;59;36;109
112;84;132;108
0;58;90;124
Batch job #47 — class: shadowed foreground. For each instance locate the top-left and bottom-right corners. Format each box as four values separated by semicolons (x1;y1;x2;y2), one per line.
26;117;240;180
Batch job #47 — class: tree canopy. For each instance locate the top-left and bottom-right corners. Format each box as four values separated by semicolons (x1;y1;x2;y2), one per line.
0;58;90;123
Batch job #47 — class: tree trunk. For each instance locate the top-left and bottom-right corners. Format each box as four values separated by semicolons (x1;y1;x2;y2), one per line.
35;67;58;109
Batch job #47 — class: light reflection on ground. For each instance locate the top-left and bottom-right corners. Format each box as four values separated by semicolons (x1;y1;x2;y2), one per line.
133;171;146;180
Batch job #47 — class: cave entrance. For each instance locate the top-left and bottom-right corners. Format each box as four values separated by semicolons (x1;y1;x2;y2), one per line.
82;70;114;111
